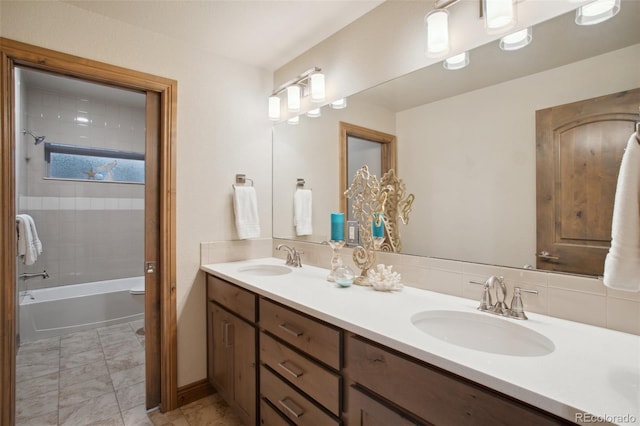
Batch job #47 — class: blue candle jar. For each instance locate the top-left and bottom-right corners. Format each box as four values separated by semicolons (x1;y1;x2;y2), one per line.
331;213;345;241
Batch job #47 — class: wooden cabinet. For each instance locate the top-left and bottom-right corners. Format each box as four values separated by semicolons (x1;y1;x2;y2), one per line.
259;298;343;425
207;275;257;426
344;333;572;426
205;272;573;426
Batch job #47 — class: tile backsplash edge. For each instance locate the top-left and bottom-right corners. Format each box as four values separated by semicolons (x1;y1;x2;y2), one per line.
200;239;639;336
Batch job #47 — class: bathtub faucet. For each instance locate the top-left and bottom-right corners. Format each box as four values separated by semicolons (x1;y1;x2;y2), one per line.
19;270;49;280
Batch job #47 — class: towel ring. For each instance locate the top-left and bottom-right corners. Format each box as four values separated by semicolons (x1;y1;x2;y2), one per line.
233;174;254;188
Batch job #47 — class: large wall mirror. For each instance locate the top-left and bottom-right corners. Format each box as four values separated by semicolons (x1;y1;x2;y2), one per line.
272;5;640;276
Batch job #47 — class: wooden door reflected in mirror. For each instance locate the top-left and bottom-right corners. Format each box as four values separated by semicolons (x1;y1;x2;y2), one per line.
339;122;397;222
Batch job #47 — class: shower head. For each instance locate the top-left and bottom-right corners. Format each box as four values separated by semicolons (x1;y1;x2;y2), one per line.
22;129;46;145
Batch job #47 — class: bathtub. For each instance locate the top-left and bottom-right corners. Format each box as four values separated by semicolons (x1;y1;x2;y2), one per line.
19;276;144;342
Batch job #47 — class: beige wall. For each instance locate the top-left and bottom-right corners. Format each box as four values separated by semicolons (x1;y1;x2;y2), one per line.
1;0;273;386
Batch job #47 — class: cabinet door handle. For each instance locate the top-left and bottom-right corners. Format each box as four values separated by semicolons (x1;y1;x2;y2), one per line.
223;320;233;348
278;360;304;378
278;323;303;337
278;397;304;418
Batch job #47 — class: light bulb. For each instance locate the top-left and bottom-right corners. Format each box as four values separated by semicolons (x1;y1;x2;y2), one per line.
576;0;620;25
310;73;325;103
330;98;347;109
443;52;469;70
484;0;516;33
307;108;321;118
424;9;450;58
499;27;532;51
287;116;299;125
268;96;280;121
287;85;301;112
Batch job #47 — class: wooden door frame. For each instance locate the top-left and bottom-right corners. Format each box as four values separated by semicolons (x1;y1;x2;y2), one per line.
339;121;397;216
0;38;178;424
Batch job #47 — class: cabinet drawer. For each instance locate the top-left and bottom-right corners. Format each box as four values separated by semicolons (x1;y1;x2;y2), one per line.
260;298;341;370
207;274;256;322
261;365;340;426
345;334;566;426
260;332;341;416
260;398;294;426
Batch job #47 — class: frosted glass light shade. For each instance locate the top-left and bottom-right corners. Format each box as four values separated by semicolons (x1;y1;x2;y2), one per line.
268;96;281;121
330;98;347;109
576;0;620;25
310;73;325;103
424;9;450;58
287;85;301;112
307;108;321;118
443;52;469;70
500;27;532;51
484;0;516;32
287;116;299;125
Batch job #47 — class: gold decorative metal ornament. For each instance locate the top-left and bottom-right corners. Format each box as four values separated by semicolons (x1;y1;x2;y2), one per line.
379;169;415;253
344;165;387;285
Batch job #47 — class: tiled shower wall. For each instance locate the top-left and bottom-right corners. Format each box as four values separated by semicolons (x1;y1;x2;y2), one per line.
17;76;145;290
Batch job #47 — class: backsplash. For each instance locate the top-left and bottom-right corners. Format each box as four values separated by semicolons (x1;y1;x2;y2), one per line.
200;238;639;336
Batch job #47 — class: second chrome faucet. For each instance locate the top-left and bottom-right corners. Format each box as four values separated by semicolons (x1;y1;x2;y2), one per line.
276;244;303;267
471;276;538;320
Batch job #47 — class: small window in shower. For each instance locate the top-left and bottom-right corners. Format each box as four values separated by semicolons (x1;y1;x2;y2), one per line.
44;142;145;184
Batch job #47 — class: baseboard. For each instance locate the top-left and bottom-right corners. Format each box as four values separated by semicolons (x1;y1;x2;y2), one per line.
177;379;215;407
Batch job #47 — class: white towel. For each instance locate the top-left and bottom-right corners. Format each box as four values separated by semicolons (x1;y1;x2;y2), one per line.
233;186;261;239
16;214;42;265
294;189;313;236
603;133;640;292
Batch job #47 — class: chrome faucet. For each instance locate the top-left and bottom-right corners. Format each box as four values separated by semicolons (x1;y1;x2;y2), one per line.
276;244;303;267
471;276;537;320
19;270;49;280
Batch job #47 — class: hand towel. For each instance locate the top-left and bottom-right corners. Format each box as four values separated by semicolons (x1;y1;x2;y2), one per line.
603;133;640;292
294;189;313;236
16;214;42;265
233;186;261;239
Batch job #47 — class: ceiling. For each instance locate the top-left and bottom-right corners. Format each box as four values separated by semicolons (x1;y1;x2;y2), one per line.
63;0;385;72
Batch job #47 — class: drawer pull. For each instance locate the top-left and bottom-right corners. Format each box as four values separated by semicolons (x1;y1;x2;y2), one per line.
278;360;304;378
278;397;305;418
278;323;303;337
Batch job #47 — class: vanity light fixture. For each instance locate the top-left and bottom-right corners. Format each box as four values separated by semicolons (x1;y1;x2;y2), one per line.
310;73;325;103
443;51;469;70
330;98;348;109
424;9;450;58
287;85;301;112
307;108;321;118
267;66;324;121
268;96;280;121
499;27;532;51
575;0;620;25
483;0;516;33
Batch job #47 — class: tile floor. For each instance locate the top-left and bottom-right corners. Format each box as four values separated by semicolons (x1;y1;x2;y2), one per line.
16;320;242;425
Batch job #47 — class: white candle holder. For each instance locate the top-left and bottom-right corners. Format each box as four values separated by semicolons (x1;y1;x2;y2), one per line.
326;240;345;282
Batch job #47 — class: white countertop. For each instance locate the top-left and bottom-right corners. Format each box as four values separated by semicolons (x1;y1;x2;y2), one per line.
201;257;640;425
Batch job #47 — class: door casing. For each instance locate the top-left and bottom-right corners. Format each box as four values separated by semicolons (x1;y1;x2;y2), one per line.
0;38;178;424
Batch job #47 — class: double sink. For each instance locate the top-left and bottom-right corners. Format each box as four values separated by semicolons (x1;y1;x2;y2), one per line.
235;263;555;358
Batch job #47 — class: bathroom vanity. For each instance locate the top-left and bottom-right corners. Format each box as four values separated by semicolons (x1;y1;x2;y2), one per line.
202;258;640;426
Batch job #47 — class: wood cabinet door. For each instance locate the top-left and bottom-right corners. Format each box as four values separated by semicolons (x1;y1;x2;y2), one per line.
233;314;256;426
209;303;234;401
536;88;640;276
345;385;419;426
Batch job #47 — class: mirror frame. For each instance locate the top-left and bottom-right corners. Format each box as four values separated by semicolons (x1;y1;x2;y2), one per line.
339;121;397;216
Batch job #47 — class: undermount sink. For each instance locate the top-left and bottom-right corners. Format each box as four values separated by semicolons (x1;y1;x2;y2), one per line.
411;310;555;357
237;264;292;276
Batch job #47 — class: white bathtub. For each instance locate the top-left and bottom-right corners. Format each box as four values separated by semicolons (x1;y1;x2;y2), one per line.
19;276;144;342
